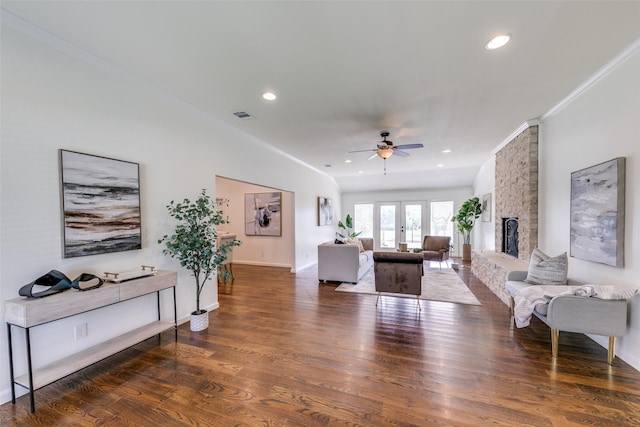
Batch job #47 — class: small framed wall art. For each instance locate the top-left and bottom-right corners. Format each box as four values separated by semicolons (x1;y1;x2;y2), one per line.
318;196;333;226
59;150;142;258
481;193;492;222
245;192;282;236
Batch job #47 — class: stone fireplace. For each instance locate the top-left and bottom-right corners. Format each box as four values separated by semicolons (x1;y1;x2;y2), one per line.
494;124;538;262
471;124;538;305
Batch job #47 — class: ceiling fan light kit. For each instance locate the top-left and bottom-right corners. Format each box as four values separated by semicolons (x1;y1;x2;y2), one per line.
377;147;394;159
347;131;425;174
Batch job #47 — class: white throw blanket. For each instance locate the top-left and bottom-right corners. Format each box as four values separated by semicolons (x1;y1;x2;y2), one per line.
514;285;638;328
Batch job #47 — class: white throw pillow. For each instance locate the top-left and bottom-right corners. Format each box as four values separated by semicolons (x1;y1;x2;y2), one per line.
357;239;365;253
525;248;568;285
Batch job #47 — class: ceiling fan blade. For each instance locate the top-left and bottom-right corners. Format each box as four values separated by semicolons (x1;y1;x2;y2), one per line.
394;143;424;150
393;150;410;157
367;152;379;160
348;149;376;153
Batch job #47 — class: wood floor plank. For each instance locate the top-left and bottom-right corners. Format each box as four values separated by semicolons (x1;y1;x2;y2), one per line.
2;261;640;426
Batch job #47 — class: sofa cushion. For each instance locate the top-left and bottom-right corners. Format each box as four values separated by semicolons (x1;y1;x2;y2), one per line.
505;280;532;298
525;248;568;286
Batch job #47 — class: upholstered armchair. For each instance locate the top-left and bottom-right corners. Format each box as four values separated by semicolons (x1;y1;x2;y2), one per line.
373;252;424;309
421;235;451;269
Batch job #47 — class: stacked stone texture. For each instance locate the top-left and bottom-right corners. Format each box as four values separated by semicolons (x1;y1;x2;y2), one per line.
494;125;538;263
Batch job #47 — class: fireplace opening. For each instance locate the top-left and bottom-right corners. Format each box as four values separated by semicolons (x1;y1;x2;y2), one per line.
502;217;519;258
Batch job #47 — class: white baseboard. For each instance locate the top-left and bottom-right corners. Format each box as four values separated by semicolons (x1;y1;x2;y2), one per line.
233;260;292;269
292;261;317;273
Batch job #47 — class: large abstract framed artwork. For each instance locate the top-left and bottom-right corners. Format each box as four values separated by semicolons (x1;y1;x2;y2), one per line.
570;157;625;267
318;196;333;226
60;150;141;258
245;192;282;236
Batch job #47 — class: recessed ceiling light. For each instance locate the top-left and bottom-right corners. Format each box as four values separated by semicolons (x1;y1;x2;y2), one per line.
437;164;444;168
345;159;352;163
442;149;452;154
358;171;364;174
485;33;511;50
262;92;277;101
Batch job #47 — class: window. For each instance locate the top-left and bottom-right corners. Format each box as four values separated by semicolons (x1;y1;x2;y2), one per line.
354;203;373;238
430;201;454;237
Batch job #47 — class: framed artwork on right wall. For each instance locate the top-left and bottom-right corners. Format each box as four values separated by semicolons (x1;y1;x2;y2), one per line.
570;157;625;267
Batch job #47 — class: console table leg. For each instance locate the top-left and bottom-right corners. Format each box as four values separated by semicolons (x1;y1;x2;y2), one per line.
173;286;178;341
7;323;16;404
25;328;35;413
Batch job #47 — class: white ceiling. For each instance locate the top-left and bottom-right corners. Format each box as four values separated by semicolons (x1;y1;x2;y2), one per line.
4;1;640;192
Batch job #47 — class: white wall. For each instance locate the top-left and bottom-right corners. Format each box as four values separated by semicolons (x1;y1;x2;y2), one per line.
538;46;640;370
342;187;473;256
0;17;339;403
473;157;496;252
216;177;294;268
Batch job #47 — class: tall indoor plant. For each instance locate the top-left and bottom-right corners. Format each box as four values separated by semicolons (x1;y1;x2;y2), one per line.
159;189;240;331
454;197;483;262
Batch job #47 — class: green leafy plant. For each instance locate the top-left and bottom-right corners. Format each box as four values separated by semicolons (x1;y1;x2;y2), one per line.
337;214;361;238
454;197;483;245
158;189;241;315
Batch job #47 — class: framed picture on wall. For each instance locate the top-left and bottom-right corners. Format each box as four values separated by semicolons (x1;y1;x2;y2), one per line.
245;192;282;236
570;157;625;267
481;193;492;222
318;196;333;226
59;150;141;258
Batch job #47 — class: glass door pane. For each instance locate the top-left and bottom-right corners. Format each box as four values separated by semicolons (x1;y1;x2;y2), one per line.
379;203;398;249
403;203;423;249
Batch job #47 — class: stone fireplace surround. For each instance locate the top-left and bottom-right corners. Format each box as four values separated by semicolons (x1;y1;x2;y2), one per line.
472;124;539;305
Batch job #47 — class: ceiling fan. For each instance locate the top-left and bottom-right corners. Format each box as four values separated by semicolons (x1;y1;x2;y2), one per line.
349;131;424;160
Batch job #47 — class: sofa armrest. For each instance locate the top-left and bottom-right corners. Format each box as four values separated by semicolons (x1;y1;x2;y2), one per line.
318;242;360;282
507;270;528;282
546;295;628;337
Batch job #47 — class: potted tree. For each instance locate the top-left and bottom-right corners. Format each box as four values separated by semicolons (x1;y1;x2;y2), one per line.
159;189;240;331
454;197;483;262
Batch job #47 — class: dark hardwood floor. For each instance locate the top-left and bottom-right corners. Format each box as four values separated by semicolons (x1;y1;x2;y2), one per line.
2;262;639;426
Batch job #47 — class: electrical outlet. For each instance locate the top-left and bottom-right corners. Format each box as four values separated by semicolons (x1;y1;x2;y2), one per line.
74;323;88;340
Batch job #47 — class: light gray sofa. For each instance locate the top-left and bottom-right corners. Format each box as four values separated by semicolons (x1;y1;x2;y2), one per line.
506;270;628;365
318;237;374;283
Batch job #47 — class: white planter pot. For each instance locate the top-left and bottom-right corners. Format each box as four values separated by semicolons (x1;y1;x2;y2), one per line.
190;310;209;332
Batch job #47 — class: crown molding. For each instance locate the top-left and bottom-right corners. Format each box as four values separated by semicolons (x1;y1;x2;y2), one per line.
540;36;640;120
492;119;539;155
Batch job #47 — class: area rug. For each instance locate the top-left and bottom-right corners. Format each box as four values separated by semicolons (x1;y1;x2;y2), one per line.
336;267;481;306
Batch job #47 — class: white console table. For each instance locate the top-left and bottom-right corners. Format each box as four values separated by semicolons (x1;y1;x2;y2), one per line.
5;270;178;413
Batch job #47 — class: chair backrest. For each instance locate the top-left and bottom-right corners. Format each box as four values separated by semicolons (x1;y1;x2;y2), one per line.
422;235;451;251
373;251;423;296
218;233;237;265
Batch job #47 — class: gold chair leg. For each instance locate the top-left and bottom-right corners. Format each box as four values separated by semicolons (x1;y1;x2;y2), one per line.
376;292;381;306
608;336;616;365
416;295;421;311
551;329;559;359
510;297;516;325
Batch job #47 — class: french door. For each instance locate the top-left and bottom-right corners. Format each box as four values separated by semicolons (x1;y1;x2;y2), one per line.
377;202;426;250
